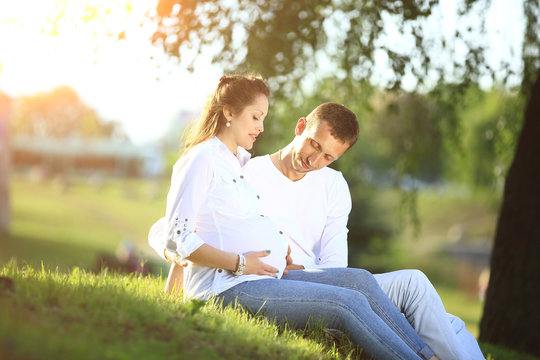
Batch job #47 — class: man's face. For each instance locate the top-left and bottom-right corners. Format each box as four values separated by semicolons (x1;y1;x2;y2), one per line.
290;119;350;173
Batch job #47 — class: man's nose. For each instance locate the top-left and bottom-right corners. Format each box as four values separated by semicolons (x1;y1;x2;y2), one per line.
308;152;323;167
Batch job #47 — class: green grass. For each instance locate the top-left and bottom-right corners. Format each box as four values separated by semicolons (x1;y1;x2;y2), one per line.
0;262;350;360
1;175;167;271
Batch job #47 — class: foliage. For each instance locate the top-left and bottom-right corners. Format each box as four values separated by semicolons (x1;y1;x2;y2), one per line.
444;86;525;188
368;91;444;182
11;86;123;139
150;0;495;94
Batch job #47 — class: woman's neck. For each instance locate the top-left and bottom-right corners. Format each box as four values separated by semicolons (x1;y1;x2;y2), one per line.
216;132;238;156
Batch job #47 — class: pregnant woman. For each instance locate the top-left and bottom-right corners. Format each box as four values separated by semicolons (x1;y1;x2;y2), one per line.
149;74;436;360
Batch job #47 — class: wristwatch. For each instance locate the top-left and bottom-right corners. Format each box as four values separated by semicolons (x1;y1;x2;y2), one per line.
232;254;246;276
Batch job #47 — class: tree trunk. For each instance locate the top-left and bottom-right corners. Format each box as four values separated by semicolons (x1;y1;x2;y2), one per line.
479;71;540;356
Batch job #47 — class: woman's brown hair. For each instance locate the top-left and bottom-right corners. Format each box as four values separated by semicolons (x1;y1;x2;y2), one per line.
182;74;269;156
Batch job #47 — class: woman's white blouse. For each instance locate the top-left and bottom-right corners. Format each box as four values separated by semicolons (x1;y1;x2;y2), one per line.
149;137;288;300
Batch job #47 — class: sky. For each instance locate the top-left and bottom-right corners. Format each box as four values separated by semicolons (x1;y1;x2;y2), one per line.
0;0;525;145
0;0;223;144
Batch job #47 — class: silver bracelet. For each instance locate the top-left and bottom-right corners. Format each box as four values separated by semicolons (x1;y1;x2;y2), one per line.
232;254;246;276
164;248;183;265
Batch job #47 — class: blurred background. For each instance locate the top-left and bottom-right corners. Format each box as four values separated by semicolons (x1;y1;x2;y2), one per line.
0;0;538;350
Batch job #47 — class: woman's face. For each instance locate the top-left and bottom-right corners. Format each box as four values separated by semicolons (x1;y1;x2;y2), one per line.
228;93;268;150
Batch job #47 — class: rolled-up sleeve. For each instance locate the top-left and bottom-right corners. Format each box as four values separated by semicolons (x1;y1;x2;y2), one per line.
148;148;214;261
148;216;168;260
314;172;351;268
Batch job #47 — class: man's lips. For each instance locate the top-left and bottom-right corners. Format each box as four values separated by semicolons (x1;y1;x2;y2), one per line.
300;159;310;170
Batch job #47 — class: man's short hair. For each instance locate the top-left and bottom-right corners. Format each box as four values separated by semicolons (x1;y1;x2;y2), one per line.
306;102;359;147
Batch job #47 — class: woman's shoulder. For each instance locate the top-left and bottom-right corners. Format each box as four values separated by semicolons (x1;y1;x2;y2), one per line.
186;139;223;160
173;139;219;171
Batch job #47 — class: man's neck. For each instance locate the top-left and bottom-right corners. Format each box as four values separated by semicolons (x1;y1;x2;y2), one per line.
270;145;305;181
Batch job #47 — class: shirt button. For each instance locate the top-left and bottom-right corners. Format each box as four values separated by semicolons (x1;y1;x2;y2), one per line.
240;175;244;179
279;231;283;235
233;179;237;183
257;195;260;199
185;218;188;221
217;269;223;273
177;230;181;234
260;214;264;217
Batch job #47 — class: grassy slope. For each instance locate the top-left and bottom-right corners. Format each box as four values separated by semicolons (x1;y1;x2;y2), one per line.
0;263;340;360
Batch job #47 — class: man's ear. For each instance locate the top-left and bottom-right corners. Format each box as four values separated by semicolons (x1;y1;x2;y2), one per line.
295;118;307;136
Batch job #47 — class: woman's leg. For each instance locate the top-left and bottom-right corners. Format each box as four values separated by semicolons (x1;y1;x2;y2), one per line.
282;268;434;360
374;270;485;360
218;278;423;360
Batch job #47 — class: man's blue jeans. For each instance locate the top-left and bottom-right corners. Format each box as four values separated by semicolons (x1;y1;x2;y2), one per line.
218;268;434;360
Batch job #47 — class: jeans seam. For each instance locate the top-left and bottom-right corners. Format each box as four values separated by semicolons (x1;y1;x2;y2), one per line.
318;281;426;359
231;289;411;360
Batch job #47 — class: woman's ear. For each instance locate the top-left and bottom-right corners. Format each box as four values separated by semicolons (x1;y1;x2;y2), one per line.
222;105;234;122
295;118;307;136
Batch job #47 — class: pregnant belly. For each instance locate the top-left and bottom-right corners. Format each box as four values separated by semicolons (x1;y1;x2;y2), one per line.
197;215;288;275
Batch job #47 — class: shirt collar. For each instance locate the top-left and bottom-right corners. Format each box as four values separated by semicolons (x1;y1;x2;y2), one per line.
210;136;252;166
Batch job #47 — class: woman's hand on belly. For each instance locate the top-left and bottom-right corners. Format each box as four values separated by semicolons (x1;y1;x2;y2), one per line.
244;250;279;277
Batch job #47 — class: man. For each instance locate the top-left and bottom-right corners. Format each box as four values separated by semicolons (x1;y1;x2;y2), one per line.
243;102;484;360
150;102;484;360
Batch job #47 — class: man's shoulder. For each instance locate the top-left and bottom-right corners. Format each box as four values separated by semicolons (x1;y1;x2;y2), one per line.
312;166;346;184
244;154;271;171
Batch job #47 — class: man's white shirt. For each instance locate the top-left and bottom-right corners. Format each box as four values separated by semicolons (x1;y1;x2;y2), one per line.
244;155;351;268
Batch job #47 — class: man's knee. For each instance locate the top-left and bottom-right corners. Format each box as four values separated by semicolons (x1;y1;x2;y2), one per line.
402;269;431;288
390;269;434;299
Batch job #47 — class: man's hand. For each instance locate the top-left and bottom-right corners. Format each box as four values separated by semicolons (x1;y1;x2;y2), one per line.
283;245;305;275
284;264;305;272
286;245;293;266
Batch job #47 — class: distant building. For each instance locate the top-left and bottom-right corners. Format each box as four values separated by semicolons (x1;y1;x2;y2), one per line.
11;136;164;178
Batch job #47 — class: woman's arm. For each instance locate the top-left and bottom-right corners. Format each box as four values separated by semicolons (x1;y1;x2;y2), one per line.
187;244;279;277
163;241;279;295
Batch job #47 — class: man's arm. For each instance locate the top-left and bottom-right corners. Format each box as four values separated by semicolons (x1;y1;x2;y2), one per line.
301;172;350;269
315;172;351;267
